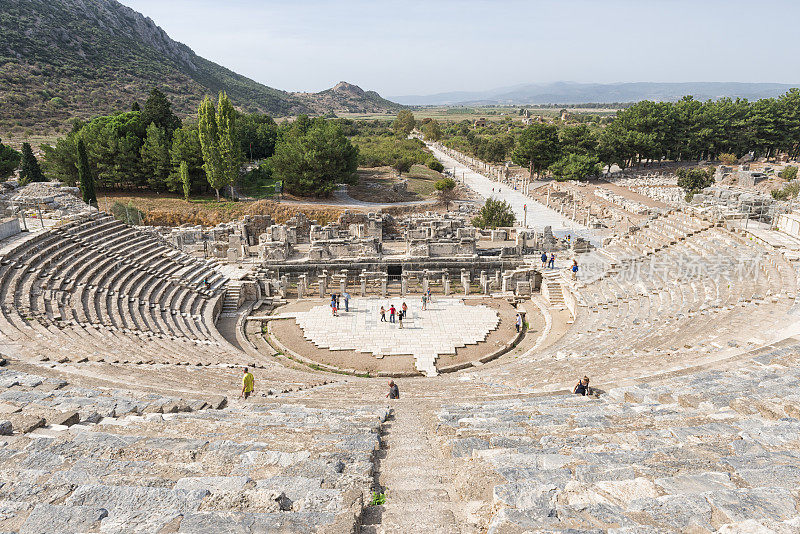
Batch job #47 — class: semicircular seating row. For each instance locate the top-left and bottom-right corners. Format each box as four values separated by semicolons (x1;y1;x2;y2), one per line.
552;211;798;365
0;215;248;366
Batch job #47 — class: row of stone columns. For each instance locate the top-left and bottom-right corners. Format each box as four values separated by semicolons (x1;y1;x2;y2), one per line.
265;267;522;299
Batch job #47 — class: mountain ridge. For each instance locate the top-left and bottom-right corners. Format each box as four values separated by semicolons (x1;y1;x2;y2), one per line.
390;81;800;106
0;0;400;135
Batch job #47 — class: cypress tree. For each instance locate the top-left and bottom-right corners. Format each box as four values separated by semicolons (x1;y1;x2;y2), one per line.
19;142;46;186
76;139;96;205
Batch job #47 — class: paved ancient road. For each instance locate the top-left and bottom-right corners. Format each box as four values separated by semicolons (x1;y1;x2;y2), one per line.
278;185;436;209
427;143;599;244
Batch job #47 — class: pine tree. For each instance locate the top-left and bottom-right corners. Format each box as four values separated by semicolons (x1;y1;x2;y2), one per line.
140;123;170;190
19;142;46;186
76;139;96;205
180;161;190;200
141;88;181;138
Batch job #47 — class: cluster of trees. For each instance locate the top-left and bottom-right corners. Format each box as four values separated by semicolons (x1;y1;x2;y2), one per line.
442;121;517;163
42;89;276;198
0;138;48;186
598;91;800;168
43;89;206;194
272;117;358;197
436;91;800;182
356;136;433;175
40;88;360;199
511;123;601;181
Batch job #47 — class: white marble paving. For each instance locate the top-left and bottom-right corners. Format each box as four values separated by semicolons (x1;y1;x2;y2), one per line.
294;298;499;376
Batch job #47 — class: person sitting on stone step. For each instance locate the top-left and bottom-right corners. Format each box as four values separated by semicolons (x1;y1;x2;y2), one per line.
573;376;590;396
386;380;399;399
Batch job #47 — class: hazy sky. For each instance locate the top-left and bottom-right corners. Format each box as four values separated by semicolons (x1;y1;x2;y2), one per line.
119;0;799;96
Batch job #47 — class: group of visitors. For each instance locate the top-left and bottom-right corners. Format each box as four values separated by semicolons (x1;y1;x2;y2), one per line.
380;302;408;328
539;252;579;279
330;292;351;316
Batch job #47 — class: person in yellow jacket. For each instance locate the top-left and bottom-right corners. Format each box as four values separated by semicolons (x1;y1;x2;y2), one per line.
240;367;254;399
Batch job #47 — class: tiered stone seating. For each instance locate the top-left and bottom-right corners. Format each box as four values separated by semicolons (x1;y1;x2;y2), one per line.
558;217;796;362
0;367;226;429
437;339;800;532
0;215;244;366
0;368;387;533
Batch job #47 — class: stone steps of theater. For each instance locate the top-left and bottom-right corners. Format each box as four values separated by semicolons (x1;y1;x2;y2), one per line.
435;342;800;532
0;372;389;533
363;406;481;534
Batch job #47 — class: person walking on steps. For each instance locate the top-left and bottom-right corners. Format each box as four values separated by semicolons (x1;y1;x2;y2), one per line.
240;367;254;399
389;304;396;323
398;308;404;329
541;252;548;269
515;313;522;333
343;292;350;312
421;293;427;310
548;253;555;269
571;260;579;280
380;306;386;322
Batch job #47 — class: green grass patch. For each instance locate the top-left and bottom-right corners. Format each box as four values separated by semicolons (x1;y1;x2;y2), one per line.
370;492;387;506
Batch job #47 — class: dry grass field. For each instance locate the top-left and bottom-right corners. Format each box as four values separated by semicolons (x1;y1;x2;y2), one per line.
101;192;349;227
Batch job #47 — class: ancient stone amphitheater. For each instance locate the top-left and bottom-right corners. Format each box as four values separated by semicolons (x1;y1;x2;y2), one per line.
1;210;799;533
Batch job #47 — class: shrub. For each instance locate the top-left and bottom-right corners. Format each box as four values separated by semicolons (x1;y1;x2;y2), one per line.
369;492;386;506
676;167;714;195
772;182;800;200
427;159;444;172
110;201;144;225
779;166;798;181
472;198;515;229
719;153;737;165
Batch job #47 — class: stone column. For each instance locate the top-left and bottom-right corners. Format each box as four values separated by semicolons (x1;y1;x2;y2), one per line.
502;272;512;293
480;271;487;294
318;270;327;298
279;275;288;298
339;269;347;295
297;274;306;299
262;279;272;298
443;274;450;296
401;273;408;296
360;270;367;297
422;270;429;294
461;269;470;296
381;273;388;298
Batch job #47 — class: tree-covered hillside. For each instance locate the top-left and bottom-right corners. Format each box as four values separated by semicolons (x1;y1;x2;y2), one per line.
0;0;400;136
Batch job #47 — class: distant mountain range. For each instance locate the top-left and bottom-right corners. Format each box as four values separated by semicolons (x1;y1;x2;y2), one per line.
390;82;800;106
0;0;401;134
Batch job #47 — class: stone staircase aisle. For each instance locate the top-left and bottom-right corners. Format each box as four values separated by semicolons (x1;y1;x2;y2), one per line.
362;405;479;534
